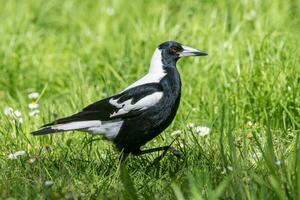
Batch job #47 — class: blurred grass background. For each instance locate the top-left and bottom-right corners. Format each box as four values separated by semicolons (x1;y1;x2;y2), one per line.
0;0;300;199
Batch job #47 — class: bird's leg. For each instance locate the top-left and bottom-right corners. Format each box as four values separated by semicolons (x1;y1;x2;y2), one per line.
135;137;183;162
136;146;182;158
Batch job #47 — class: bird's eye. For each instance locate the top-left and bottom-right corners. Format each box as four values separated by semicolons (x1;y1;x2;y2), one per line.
170;47;179;54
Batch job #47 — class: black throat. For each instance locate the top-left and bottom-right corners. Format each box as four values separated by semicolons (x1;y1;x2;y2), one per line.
160;59;181;100
161;49;179;69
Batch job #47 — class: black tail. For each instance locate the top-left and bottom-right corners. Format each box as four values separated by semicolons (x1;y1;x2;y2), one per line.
31;127;61;136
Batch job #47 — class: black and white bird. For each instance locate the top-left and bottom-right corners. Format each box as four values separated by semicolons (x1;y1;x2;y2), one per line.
32;41;207;161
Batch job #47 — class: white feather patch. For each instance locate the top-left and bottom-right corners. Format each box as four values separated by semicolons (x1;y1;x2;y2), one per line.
52;120;123;140
109;92;163;117
88;120;124;139
52;121;102;130
123;48;166;91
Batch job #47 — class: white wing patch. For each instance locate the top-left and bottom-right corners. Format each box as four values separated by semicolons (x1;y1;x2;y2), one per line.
52;121;102;130
109;92;163;117
88;120;124;139
52;120;123;140
123;48;166;91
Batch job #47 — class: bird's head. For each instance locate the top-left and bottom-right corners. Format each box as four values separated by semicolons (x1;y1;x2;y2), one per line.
149;41;207;73
158;41;207;64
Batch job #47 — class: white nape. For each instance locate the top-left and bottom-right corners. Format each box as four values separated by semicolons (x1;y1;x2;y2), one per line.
109;92;163;117
52;120;123;140
122;48;166;91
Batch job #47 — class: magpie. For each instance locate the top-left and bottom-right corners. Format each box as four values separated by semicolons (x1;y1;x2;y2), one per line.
32;41;207;161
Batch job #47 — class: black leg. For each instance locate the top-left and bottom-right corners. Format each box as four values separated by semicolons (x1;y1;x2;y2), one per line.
135;145;183;160
136;137;183;159
119;138;183;164
135;146;170;155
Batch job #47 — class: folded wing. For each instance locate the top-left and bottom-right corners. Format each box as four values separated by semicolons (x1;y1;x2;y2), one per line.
31;83;163;138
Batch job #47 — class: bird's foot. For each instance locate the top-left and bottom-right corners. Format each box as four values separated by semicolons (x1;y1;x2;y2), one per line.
169;147;184;159
152;146;183;164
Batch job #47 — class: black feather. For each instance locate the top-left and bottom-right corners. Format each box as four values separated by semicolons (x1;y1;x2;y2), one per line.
39;83;163;128
31;127;61;135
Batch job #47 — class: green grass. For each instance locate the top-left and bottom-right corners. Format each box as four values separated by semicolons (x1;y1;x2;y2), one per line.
0;0;300;199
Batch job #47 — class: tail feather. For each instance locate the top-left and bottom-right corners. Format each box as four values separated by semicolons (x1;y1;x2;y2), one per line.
31;120;102;136
31;127;61;135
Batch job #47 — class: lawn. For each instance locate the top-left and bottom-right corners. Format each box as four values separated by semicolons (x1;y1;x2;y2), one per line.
0;0;300;199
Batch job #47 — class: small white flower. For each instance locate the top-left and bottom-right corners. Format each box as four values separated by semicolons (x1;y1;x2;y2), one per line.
221;168;227;174
195;126;210;136
221;166;233;174
80;193;86;197
100;153;107;160
106;7;114;16
275;160;281;166
251;152;262;161
44;180;54;187
245;10;257;21
29;110;40;116
28;92;39;99
171;130;182;137
187;123;195;129
8;150;26;160
287;86;292;91
14;110;22;117
227;166;233;171
247;121;253;127
18;117;24;124
28;157;37;163
223;42;230;49
28;103;39;110
4;107;14;116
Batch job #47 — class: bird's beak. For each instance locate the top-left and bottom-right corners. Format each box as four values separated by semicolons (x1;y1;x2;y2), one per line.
179;45;208;57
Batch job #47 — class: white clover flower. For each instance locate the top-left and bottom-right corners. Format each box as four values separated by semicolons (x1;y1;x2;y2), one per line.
4;107;14;116
106;7;114;16
28;92;39;99
29;110;40;116
8;150;26;160
44;180;54;187
28;103;39;110
14;110;22;117
195;126;210;136
171;130;182;137
275;160;281;166
187;123;195;129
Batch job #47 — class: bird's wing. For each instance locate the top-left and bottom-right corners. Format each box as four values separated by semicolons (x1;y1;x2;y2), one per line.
42;83;163;127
